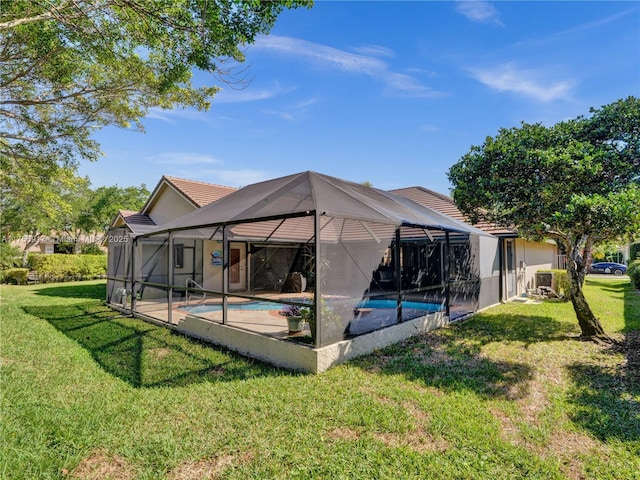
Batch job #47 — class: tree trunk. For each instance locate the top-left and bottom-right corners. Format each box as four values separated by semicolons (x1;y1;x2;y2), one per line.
21;246;30;268
570;275;606;337
567;246;607;338
21;232;40;267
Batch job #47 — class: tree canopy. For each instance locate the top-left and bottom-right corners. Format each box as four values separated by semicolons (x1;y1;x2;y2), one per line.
448;97;640;338
0;0;310;189
0;168;149;264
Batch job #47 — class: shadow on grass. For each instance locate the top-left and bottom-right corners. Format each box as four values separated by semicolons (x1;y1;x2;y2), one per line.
34;282;107;299
453;313;578;347
24;300;288;388
585;277;628;295
353;332;534;400
353;313;581;400
564;280;640;443
566;363;639;442
623;280;640;332
623;281;640;383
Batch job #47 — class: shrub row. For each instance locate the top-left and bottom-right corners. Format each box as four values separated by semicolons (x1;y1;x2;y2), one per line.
26;254;107;283
1;268;29;285
628;260;640;289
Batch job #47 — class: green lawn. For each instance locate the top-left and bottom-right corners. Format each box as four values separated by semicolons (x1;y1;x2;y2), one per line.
1;279;638;480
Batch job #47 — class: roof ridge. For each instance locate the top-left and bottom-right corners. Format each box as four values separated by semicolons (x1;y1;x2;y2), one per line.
119;209;138;215
164;175;238;191
403;185;456;204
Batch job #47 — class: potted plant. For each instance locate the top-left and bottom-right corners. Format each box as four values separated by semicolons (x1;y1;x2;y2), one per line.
279;304;304;334
300;301;342;345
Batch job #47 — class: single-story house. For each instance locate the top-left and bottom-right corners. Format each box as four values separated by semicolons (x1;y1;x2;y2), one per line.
107;171;499;372
106;172;561;372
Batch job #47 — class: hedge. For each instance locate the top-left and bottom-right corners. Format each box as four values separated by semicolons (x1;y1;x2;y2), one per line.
2;268;29;285
628;260;640;289
27;254;107;283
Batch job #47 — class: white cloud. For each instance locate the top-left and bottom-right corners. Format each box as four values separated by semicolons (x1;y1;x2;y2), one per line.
149;152;222;165
456;1;504;27
350;45;395;58
201;169;272;187
253;35;446;98
515;8;636;48
146;107;210;123
261;109;295;121
470;62;573;102
385;73;446;98
254;35;386;75
294;96;321;110
214;83;295;103
262;96;322;122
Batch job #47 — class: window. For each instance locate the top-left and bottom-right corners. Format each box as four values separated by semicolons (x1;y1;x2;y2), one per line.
173;244;184;268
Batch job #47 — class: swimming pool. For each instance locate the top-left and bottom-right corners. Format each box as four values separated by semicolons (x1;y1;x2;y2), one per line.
349;299;445;336
181;298;443;315
355;299;444;311
181;303;267;314
180;298;310;314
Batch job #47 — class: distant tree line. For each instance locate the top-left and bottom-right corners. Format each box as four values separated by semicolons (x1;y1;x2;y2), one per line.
1;176;149;266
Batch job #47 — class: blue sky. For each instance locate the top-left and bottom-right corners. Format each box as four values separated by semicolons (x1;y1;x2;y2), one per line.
79;1;640;196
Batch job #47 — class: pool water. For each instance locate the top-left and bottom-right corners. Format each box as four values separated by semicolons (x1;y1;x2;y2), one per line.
181;298;309;314
182;298;443;315
356;299;444;311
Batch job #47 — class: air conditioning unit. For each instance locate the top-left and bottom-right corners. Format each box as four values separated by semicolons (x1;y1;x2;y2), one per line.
535;272;557;292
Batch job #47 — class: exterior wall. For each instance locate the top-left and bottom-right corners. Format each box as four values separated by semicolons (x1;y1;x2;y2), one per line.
476;234;501;310
203;240;223;292
514;239;557;293
171;237;201;289
146;185;196;225
177;311;448;373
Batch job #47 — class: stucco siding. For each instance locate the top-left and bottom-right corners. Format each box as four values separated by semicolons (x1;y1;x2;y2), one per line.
147;186;196;226
515;239;557;293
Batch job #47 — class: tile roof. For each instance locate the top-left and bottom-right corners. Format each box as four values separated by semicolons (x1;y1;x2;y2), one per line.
391;186;516;236
164;176;238;208
119;210;156;226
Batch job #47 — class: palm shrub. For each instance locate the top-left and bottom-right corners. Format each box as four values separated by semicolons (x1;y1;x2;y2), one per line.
0;243;22;269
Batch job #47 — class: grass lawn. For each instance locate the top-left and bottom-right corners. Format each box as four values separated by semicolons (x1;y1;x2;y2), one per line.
1;278;638;480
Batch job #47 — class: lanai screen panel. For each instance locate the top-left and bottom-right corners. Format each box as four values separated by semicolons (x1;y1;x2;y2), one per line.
134;234;170;317
106;227;131;307
447;232;480;319
171;235;204;299
316;217;396;346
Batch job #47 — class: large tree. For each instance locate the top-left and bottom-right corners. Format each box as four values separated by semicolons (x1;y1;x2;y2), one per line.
0;0;310;189
81;184;150;235
0;165;76;266
1;174;150;263
448;97;640;340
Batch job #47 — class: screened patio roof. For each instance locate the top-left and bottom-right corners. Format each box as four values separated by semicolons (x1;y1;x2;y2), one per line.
135;171;492;240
